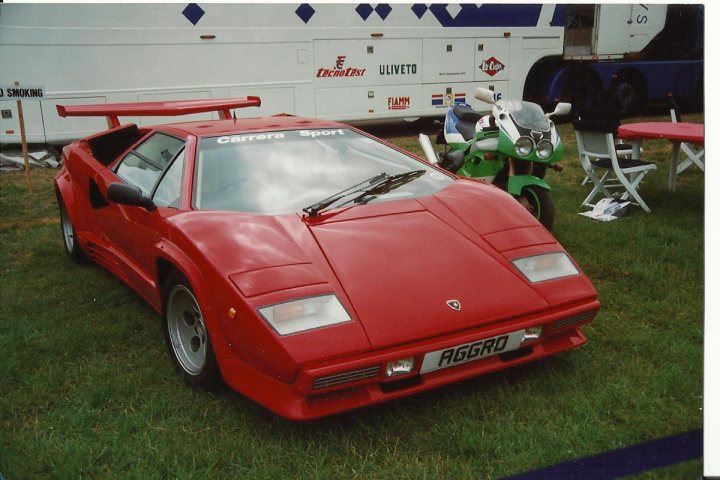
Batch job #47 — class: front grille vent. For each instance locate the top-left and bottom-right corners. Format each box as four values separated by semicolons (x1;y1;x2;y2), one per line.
553;310;596;330
313;365;380;390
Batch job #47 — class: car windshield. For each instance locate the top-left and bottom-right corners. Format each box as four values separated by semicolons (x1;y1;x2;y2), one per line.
194;128;453;214
498;100;550;131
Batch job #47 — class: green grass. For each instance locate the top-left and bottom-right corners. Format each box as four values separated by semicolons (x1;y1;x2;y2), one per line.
0;113;703;479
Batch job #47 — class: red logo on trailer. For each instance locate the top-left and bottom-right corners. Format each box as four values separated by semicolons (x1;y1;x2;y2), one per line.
316;56;366;78
388;96;411;110
480;57;505;77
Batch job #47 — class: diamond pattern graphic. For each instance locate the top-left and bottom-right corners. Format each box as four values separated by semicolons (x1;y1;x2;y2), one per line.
411;3;428;19
356;4;374;21
445;3;462;20
355;3;392;21
375;4;392;20
182;3;205;25
295;3;316;24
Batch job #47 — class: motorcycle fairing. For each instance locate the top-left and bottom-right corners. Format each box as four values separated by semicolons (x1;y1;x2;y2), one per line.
457;152;503;179
496;131;564;165
499;100;552;132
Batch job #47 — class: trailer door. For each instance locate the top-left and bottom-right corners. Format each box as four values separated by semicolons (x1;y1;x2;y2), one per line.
593;4;667;57
565;4;667;59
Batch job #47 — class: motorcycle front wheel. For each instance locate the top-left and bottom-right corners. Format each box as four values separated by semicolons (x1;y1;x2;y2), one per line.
517;185;555;231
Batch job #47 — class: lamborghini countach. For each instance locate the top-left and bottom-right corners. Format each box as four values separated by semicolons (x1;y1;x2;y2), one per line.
54;98;599;420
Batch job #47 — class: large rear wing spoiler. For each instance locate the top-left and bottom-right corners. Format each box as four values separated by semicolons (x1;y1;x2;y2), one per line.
56;97;262;128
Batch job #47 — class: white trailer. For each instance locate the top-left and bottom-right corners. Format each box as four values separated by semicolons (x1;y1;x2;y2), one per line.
0;3;667;144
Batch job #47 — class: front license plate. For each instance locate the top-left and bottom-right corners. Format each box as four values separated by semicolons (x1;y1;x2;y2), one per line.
420;330;526;374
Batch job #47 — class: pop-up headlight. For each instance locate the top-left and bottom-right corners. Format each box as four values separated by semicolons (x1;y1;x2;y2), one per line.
512;252;579;283
258;294;351;335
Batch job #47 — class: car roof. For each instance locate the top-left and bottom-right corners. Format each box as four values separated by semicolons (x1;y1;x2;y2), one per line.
157;115;348;138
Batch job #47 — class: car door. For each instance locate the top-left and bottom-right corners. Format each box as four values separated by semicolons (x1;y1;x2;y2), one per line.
93;131;187;292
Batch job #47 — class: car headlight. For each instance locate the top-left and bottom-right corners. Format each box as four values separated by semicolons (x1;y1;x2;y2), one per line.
536;139;554;159
514;136;534;157
512;253;579;283
258;294;351;335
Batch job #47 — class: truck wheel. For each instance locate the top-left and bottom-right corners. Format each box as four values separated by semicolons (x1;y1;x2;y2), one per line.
57;194;86;263
610;73;645;117
518;185;555;231
163;272;220;389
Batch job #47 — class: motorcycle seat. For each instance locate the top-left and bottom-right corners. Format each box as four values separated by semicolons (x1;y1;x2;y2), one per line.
453;104;483;122
455;120;477;142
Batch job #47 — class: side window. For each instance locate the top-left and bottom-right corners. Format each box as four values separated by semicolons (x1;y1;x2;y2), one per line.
115;132;185;196
153;149;185;208
116;152;162;196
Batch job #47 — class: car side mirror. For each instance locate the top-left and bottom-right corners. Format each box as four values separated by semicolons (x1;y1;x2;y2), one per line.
548;102;572;117
474;87;496;105
107;182;156;211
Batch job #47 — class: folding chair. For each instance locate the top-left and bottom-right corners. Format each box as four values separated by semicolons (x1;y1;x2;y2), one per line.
576;105;635;186
573;117;657;212
668;94;704;174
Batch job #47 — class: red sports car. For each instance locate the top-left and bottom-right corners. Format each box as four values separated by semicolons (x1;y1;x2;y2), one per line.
55;98;599;420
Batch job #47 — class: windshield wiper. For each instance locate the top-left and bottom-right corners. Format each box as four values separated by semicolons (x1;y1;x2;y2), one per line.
303;170;425;218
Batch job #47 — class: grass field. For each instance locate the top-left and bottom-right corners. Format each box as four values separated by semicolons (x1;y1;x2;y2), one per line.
0;113;704;479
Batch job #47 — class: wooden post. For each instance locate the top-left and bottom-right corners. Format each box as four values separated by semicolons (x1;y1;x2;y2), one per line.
15;81;32;192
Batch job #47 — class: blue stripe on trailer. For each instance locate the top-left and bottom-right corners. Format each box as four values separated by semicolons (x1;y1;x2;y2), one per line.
432;94;466;107
428;4;544;28
296;4;553;27
550;4;567;27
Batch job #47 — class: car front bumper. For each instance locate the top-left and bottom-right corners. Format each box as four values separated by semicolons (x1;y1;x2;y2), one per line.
220;300;600;420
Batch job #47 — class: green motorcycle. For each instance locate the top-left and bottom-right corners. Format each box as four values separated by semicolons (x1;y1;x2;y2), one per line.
420;87;571;231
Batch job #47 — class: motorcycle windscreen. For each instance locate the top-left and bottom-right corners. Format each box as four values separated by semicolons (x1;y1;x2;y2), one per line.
498;101;550;131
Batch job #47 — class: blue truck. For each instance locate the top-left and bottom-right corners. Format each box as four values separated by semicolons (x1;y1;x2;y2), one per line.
525;4;703;116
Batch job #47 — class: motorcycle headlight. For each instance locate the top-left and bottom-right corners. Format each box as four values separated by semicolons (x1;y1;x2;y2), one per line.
258;294;351;335
512;253;579;283
515;137;534;157
536;139;554;159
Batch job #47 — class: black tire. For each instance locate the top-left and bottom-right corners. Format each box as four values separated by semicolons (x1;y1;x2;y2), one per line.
56;192;86;263
518;185;555;231
162;271;220;389
609;73;646;117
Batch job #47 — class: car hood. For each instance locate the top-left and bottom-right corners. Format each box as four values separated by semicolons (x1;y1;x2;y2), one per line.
171;181;579;351
308;198;550;349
